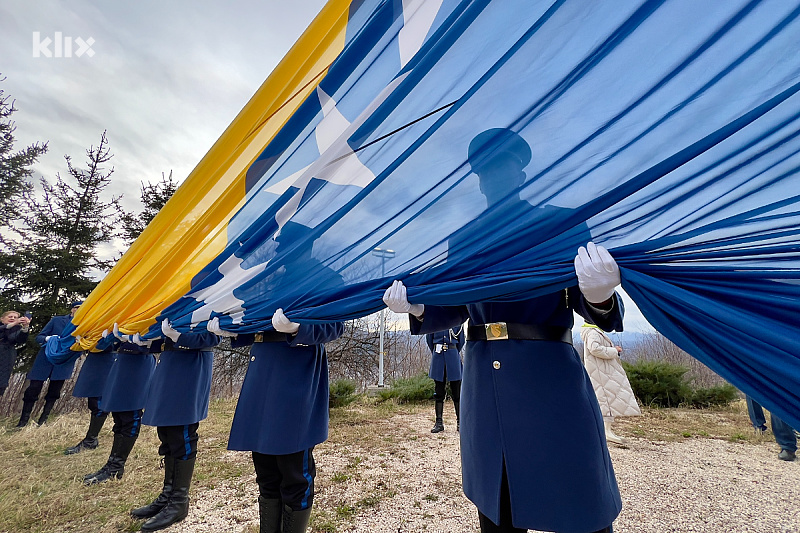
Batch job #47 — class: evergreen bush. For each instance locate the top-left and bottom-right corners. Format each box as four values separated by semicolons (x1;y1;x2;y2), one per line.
378;373;434;403
622;360;739;408
687;383;739;408
622;360;691;408
329;379;358;408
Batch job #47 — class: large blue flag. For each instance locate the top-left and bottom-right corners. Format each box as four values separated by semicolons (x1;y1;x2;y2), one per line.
72;0;800;428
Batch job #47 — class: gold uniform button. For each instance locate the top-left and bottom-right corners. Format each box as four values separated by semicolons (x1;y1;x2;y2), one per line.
493;361;501;370
250;356;256;362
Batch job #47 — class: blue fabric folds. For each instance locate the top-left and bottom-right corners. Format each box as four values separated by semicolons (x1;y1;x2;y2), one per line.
153;1;800;428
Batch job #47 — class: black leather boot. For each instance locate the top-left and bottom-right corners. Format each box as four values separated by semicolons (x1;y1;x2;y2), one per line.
141;456;195;531
84;433;137;485
131;456;175;520
65;413;108;455
453;400;460;432
15;401;35;428
37;398;57;425
258;496;282;533
431;400;444;433
282;504;312;533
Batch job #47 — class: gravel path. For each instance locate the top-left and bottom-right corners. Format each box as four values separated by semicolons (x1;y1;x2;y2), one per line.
174;409;800;533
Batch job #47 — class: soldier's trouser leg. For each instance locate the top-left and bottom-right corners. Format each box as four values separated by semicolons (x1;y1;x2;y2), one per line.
156;423;199;460
253;453;282;533
111;409;143;438
16;380;44;427
22;379;44;403
451;379;461;430
252;449;316;533
253;449;316;510
37;380;65;425
432;378;446;433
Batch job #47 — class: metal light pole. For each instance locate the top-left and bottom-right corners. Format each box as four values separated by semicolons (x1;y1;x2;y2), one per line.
372;247;396;387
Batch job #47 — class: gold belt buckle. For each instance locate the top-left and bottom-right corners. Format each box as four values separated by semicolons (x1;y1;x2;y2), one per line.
484;322;508;341
254;332;263;343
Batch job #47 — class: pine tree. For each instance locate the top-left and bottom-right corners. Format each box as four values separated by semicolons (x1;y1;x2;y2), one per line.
120;170;178;243
0;132;123;367
0;75;48;241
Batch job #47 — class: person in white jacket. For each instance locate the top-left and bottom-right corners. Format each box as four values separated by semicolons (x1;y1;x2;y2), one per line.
581;323;641;445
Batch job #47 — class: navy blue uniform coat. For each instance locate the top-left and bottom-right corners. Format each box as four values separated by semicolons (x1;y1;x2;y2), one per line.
28;315;77;381
72;336;115;398
101;342;156;413
426;328;465;382
410;287;623;533
228;322;344;456
143;331;219;427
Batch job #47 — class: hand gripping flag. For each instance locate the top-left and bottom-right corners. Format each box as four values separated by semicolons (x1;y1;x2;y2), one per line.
56;0;800;429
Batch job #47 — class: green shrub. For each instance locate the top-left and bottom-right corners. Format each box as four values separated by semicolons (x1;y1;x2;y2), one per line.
377;373;434;403
622;360;738;409
686;383;739;408
329;379;358;408
622;360;691;408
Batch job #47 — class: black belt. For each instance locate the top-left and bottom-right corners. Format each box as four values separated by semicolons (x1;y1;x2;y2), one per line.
254;331;289;343
162;339;213;352
116;347;145;354
116;342;148;354
467;323;572;344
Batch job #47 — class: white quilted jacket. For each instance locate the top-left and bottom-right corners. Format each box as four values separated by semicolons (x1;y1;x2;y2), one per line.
580;326;641;418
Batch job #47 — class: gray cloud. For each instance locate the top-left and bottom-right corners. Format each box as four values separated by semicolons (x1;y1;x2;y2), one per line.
1;0;328;211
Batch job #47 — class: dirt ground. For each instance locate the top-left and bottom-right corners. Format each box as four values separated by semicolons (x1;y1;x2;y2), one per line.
171;406;800;533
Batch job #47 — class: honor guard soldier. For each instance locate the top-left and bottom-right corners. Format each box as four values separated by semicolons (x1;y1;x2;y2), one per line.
426;327;464;433
221;219;345;533
129;319;220;532
225;310;343;533
49;330;115;454
383;128;624;533
16;301;82;427
83;326;157;485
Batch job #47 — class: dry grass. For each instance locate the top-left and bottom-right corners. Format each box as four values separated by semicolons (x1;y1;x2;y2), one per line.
617;398;760;443
0;397;782;533
0;399;246;533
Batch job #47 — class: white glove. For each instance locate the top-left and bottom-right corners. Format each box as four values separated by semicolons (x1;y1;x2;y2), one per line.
131;333;152;347
207;316;238;338
272;308;300;334
382;280;424;317
101;329;109;338
112;323;130;342
574;242;621;304
161;319;181;343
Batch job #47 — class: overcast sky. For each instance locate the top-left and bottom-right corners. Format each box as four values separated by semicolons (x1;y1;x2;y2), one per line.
1;0;328;209
0;0;654;332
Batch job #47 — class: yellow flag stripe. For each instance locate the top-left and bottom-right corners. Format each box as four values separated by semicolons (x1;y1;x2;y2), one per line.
72;0;353;349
